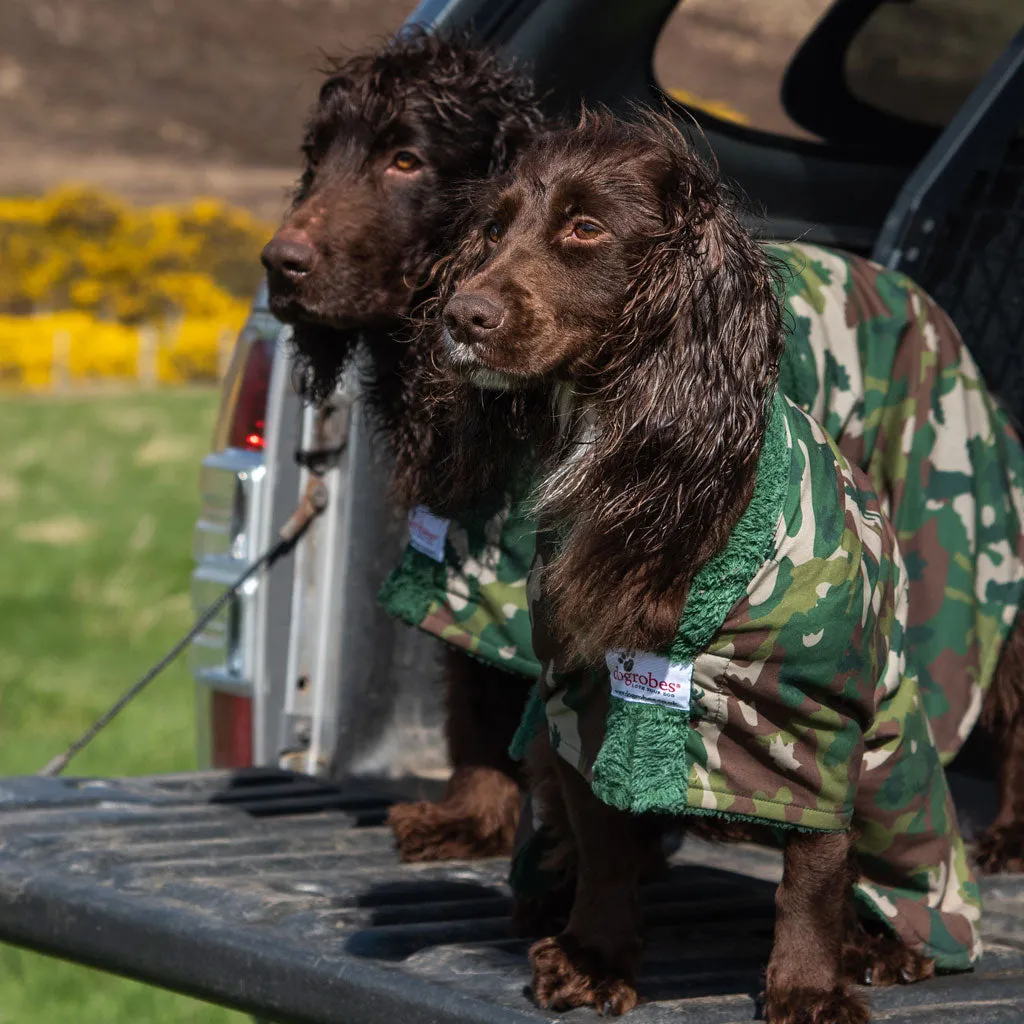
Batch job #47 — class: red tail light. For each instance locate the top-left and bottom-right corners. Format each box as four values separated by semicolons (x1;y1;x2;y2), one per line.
210;692;254;768
227;339;272;452
197;313;276;772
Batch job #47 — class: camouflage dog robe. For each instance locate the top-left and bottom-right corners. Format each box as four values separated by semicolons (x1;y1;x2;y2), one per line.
379;242;1024;765
774;243;1024;759
519;393;981;971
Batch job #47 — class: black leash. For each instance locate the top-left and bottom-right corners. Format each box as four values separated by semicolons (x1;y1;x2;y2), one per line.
38;480;329;778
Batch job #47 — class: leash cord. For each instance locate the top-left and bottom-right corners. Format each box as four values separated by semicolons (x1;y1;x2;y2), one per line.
37;480;328;778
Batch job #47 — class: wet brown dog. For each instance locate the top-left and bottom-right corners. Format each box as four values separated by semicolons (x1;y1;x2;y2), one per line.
261;30;544;862
433;111;951;1021
260;32;1024;882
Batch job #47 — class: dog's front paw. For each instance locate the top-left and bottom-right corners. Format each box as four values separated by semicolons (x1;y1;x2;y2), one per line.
387;798;514;862
841;928;934;987
975;822;1024;874
529;935;638;1016
763;985;869;1024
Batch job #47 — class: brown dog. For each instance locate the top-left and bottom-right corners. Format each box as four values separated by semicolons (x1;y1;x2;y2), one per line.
433;111;982;1021
261;30;544;862
260;33;1024;883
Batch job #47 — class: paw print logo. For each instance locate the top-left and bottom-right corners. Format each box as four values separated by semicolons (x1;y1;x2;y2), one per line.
616;651;635;673
549;723;562;752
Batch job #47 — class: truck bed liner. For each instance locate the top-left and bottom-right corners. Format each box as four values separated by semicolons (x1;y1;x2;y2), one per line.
2;769;1024;1023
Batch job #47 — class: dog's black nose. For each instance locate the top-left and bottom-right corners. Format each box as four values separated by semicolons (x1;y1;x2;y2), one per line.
444;292;505;345
261;231;317;281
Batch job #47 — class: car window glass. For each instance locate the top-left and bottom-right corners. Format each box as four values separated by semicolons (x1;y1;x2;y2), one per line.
845;0;1024;127
653;0;831;140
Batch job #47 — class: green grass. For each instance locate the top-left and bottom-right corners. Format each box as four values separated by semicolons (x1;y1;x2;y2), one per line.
0;389;247;1023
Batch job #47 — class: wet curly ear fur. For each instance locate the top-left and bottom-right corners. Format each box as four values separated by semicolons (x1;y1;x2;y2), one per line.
539;113;787;660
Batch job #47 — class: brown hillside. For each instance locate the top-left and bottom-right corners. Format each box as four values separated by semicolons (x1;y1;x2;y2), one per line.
0;0;829;219
2;1;1008;219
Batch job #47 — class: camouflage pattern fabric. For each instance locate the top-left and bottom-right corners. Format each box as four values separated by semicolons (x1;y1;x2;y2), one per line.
772;242;1024;761
377;493;538;678
526;394;981;971
378;242;1024;766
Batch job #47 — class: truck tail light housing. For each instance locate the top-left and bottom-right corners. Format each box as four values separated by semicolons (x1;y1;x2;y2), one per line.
192;297;282;771
210;692;254;769
223;335;272;452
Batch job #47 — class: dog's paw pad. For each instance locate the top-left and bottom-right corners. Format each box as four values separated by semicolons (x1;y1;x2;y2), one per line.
529;936;637;1016
763;985;869;1024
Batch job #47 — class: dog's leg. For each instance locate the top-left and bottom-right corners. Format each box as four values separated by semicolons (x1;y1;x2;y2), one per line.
529;752;650;1016
510;874;577;939
509;730;579;937
528;753;647;1015
976;613;1024;874
511;729;671;939
763;830;869;1024
388;648;530;862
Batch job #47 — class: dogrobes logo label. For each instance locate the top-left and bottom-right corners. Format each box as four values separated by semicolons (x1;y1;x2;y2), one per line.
408;506;450;562
605;649;693;711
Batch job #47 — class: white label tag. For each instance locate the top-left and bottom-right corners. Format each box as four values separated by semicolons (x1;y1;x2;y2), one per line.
605;648;693;712
408;506;450;562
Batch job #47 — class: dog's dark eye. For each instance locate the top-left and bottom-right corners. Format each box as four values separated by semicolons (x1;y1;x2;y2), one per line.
391;151;423;172
485;221;504;244
571;220;603;240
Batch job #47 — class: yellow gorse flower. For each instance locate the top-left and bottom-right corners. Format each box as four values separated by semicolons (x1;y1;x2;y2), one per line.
0;187;272;388
0;310;248;388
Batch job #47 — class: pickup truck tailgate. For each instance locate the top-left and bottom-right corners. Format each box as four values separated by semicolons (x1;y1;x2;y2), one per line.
2;769;1024;1024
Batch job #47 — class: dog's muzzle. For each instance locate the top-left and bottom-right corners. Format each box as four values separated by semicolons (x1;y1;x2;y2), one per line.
442;328;515;391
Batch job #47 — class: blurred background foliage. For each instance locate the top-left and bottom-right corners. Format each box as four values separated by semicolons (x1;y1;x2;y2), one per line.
0;187;267;320
0;188;268;388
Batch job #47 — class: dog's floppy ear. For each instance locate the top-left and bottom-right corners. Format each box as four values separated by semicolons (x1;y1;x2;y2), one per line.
610;117;783;467
543;115;786;658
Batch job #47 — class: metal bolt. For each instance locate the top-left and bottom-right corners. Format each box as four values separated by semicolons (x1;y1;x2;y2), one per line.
906;246;920;262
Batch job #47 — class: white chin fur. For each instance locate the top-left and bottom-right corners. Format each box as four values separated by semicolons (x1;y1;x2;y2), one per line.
442;328;514;391
467;367;515;391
